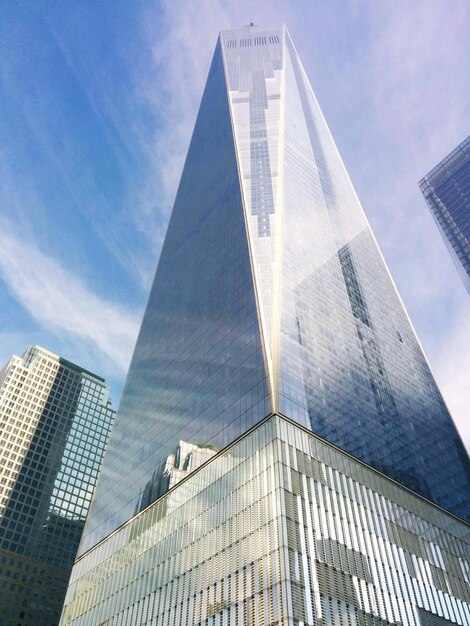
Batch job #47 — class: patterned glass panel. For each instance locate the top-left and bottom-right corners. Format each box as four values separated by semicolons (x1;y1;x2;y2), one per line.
60;416;470;626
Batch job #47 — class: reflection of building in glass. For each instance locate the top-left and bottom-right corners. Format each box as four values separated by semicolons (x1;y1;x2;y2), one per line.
419;136;470;294
0;346;115;625
135;440;218;513
61;25;470;626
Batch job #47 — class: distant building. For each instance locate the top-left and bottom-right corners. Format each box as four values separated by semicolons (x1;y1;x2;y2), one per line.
0;345;115;625
419;135;470;294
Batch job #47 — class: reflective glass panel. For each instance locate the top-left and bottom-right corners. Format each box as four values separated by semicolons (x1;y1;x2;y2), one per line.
80;40;271;554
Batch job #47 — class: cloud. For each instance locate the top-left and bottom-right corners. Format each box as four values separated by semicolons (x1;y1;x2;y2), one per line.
0;221;140;372
134;2;230;220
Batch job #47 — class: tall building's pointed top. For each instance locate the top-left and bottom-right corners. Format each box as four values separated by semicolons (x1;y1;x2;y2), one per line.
80;26;470;555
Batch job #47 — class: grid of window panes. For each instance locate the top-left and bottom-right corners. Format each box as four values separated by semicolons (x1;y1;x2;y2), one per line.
31;370;115;569
419;136;470;294
0;346;115;623
0;348;69;554
79;38;271;554
60;416;470;626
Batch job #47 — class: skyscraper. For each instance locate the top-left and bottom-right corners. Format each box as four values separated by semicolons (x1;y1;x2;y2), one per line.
419;136;470;294
60;26;470;626
0;346;115;625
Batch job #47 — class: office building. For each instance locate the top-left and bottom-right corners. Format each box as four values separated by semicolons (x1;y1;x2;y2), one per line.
0;345;115;625
419;136;470;294
60;26;470;626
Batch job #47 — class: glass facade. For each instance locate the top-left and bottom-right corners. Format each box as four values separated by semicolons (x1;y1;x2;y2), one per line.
419;136;470;295
0;346;115;624
81;24;470;561
224;28;470;521
61;415;470;626
80;40;271;554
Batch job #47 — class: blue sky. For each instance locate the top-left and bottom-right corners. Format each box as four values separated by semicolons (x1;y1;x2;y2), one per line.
0;1;469;448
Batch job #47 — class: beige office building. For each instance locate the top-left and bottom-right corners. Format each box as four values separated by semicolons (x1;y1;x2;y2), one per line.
0;345;114;625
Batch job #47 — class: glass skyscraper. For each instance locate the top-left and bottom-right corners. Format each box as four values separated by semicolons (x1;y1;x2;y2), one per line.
419;136;470;294
0;346;115;625
61;26;470;626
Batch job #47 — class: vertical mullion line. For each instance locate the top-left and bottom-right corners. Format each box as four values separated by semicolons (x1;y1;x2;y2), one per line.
220;32;275;415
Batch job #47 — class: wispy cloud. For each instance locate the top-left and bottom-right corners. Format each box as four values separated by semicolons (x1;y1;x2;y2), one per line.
0;221;140;372
133;3;230;225
0;0;467;444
